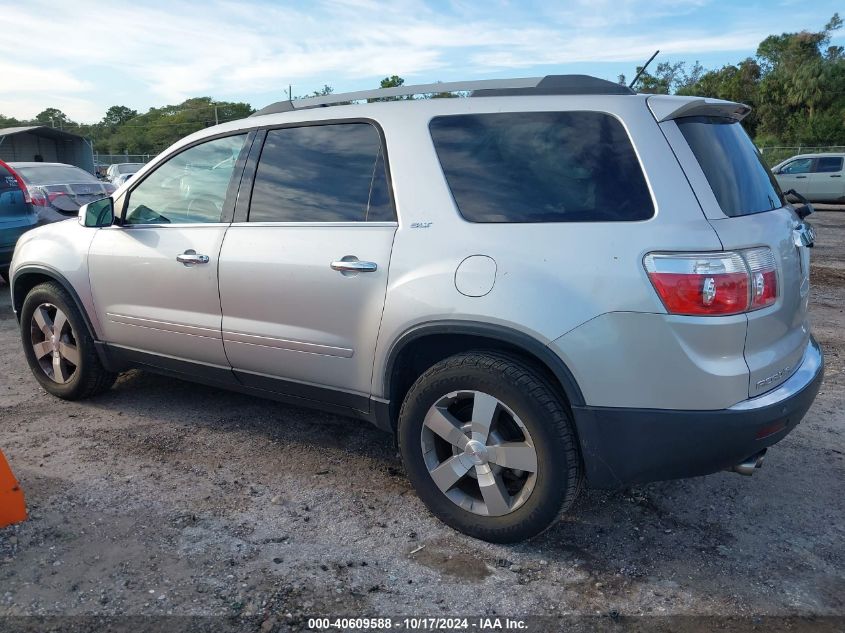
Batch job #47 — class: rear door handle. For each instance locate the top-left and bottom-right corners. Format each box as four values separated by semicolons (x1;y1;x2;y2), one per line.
331;257;378;273
796;175;807;179
176;249;209;265
830;174;841;178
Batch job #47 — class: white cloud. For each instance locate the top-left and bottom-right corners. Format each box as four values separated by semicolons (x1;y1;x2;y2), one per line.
1;63;91;94
0;95;103;124
0;0;839;122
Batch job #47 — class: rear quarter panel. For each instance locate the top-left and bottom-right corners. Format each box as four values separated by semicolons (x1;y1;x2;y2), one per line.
369;96;724;399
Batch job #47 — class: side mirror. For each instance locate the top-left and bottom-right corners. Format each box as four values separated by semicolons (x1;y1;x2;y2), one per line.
79;197;115;228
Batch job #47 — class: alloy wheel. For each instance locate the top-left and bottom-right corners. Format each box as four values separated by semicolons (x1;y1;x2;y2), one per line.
30;303;80;384
420;390;538;517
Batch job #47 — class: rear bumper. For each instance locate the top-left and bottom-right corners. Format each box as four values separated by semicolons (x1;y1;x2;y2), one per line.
572;337;824;488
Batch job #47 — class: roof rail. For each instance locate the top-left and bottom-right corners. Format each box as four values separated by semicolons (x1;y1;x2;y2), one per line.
251;74;634;117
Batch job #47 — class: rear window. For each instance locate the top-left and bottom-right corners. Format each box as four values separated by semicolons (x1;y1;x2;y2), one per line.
15;165;97;185
429;111;654;223
816;157;843;173
677;116;783;217
117;163;144;173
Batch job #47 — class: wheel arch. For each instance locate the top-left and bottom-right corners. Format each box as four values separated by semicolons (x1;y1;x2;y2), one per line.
12;265;98;342
381;321;585;431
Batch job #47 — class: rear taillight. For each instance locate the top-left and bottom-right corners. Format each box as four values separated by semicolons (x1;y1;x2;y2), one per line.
28;187;48;206
29;186;72;207
744;247;777;309
644;249;778;316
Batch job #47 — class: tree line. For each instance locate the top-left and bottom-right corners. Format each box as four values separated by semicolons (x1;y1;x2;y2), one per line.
625;13;843;146
1;15;841;156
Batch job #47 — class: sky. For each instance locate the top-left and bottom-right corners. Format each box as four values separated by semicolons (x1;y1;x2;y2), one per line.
1;0;842;124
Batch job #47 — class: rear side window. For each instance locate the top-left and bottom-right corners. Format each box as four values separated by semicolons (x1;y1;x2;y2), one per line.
0;164;25;216
429;112;654;223
815;157;843;173
248;123;394;223
677;116;783;217
0;164;18;192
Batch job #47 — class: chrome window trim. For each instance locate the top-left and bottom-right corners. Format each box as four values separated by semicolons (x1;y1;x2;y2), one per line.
103;223;232;230
228;221;398;228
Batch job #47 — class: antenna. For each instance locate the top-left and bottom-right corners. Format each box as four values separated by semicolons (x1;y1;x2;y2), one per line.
629;50;660;89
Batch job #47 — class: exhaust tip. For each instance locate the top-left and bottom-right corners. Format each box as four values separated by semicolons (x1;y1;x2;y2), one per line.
730;449;767;476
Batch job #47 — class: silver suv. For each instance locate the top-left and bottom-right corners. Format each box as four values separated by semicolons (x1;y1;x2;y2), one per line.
9;76;824;543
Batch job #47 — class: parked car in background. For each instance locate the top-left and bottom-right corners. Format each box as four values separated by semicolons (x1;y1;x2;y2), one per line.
9;162;116;225
105;163;144;183
0;160;38;282
112;172;135;187
772;153;845;202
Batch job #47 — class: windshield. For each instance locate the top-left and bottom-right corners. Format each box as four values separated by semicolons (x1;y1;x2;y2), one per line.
676;116;784;217
117;163;144;173
15;165;98;185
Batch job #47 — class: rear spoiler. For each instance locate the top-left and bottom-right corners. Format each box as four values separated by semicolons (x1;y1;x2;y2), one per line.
647;95;751;123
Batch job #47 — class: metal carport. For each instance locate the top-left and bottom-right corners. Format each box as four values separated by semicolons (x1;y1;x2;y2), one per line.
0;126;95;174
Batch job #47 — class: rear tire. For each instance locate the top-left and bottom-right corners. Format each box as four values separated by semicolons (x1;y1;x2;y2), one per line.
398;351;582;543
20;281;116;399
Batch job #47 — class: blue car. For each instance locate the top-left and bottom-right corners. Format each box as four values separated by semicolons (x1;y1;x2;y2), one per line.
0;160;37;283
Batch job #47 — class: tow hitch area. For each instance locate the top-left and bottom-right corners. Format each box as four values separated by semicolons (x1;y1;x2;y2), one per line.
730;449;767;476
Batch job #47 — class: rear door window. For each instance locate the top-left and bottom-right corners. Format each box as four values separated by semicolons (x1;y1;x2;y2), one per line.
429;111;654;223
248;123;394;223
815;157;843;173
676;116;783;217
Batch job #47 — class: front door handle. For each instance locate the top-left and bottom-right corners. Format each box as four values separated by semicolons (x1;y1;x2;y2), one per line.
830;174;841;178
176;249;209;265
330;257;378;273
796;175;807;179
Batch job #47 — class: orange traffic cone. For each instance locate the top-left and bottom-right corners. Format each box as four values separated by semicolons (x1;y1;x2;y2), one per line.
0;450;27;527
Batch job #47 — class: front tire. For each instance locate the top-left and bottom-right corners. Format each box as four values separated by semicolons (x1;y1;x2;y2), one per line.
398;351;582;543
20;282;116;399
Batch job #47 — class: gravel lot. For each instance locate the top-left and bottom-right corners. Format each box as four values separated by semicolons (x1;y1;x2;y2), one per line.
0;212;843;629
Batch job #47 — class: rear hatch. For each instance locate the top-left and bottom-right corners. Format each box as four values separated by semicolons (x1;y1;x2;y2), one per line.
653;96;811;399
40;182;113;212
12;164;114;215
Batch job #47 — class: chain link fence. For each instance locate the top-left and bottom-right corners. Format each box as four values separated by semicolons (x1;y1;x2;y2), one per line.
93;153;153;166
759;145;845;167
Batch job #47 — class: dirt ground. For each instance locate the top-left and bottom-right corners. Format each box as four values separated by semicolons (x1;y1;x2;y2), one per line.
0;212;843;630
